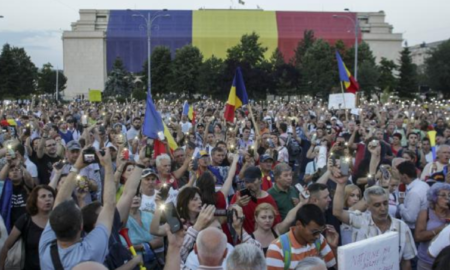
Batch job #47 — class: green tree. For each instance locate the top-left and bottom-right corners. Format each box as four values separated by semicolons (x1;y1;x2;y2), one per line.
171;45;203;97
378;57;398;92
358;61;380;96
292;30;315;67
425;39;450;98
346;42;376;76
301;39;337;96
271;48;299;97
37;63;67;95
397;47;418;98
142;46;172;95
103;57;135;98
0;44;38;98
198;55;226;99
226;32;267;68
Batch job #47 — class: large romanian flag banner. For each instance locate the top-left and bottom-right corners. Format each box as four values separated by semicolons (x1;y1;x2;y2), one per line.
336;51;359;94
224;68;249;122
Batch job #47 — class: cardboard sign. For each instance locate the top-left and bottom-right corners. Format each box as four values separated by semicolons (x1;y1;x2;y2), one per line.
338;232;399;270
88;90;102;102
328;93;356;109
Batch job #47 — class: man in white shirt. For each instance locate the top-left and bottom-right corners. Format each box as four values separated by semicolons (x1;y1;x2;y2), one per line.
180;115;193;134
397;161;430;231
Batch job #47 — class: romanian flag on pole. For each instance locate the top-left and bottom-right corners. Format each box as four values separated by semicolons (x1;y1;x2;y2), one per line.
224;67;249;122
182;101;195;124
143;92;178;156
336;51;359;94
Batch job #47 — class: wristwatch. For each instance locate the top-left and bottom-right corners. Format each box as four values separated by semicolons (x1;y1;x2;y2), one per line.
69;166;79;174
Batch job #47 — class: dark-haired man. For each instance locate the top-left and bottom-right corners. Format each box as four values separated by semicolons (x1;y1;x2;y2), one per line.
39;149;131;269
266;204;338;270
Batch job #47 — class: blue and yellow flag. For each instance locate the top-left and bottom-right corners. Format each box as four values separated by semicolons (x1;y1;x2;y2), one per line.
224;67;249;122
336;51;359;94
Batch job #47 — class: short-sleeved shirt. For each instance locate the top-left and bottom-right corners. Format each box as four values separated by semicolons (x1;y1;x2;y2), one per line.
266;227;336;270
230;192;281;234
10;184;28;228
36;154;60;185
39;223;109;270
349;211;417;261
267;185;299;220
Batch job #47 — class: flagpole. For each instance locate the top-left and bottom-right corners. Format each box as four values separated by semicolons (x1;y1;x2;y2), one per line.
248;103;260;137
340;81;349;122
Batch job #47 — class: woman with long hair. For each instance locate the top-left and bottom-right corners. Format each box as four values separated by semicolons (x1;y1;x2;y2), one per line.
415;183;450;270
115;162;135;201
195;154;239;209
0;185;55;270
150;186;204;236
340;184;362;245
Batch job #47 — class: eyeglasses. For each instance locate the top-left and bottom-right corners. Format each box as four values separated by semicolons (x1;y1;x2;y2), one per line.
46;144;56;147
309;227;326;236
438;194;450;199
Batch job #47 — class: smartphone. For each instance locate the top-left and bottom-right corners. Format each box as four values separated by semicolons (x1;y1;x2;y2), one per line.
164;202;182;233
55;160;65;170
123;148;130;160
145;144;153;158
295;184;310;199
159;183;170;202
340;157;350;176
192;157;198;171
240;188;257;203
311;133;317;142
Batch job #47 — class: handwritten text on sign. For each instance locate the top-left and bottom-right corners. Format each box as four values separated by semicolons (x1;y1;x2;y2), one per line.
338;232;399;270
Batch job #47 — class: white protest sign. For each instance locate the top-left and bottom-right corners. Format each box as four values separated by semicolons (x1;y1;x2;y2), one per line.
328;93;356;109
338;232;399;270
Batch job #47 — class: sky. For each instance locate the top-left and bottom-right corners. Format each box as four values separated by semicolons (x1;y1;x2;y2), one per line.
0;0;449;68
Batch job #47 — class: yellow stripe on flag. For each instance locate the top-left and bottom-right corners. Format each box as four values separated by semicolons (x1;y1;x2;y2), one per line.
163;123;178;151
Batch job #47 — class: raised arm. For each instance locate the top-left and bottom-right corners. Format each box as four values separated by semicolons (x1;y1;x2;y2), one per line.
94;149;116;236
220;154;239;197
331;168;350;224
116;148;146;223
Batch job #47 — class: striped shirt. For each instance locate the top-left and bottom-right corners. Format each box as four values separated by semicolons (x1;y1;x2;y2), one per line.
266;227;336;270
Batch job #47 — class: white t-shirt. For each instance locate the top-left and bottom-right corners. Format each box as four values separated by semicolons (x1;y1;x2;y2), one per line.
25;157;38;178
140;194;157;213
428;225;450;258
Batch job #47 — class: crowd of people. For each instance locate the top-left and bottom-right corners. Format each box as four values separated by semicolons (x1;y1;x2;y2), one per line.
0;96;449;270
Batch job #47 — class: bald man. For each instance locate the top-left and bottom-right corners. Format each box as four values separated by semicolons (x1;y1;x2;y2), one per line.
195;227;228;267
73;262;108;270
421;145;450;180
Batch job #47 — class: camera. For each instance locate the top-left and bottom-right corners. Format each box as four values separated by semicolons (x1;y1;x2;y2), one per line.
214;208;237;224
159;183;170;202
55;160;65;170
83;147;99;164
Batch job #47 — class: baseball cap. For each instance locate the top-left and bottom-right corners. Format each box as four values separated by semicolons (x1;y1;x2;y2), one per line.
243;166;262;183
67;141;81;151
141;168;158;179
260;154;274;162
197;123;205;128
199;150;209;157
331;116;338;121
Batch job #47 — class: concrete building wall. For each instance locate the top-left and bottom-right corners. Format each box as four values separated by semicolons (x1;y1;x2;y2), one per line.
63;10;108;99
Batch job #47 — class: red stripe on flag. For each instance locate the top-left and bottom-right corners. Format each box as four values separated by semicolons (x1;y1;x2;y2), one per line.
224;104;236;123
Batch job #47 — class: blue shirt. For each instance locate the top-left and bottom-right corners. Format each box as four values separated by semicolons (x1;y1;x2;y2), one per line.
39;223;109;270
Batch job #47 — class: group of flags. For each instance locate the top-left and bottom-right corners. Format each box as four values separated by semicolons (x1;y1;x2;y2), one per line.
143;53;358;157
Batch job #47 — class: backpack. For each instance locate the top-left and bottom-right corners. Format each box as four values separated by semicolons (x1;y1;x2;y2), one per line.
286;135;301;161
279;233;321;270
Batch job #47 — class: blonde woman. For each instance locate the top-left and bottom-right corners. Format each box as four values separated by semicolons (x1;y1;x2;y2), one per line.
340;184;362;245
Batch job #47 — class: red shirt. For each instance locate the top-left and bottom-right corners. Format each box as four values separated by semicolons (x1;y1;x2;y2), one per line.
261;174;274;191
215;191;227;209
230;191;281;234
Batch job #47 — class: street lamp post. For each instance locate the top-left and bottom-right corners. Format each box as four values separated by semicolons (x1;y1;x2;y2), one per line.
333;13;360;81
129;10;170;97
